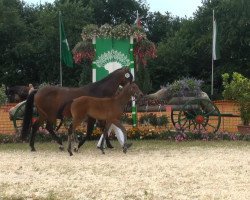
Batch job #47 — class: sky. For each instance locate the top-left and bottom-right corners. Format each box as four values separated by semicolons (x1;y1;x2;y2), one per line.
24;0;202;18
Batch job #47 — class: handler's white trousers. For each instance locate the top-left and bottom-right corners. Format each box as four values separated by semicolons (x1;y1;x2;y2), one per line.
97;124;124;148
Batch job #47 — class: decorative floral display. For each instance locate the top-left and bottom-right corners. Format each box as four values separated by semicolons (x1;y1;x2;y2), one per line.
164;78;204;97
98;23;113;38
73;23;156;65
111;23;132;39
134;39;157;67
72;41;95;64
81;24;98;41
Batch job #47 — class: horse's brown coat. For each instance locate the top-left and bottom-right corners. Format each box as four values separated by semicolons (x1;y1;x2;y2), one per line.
21;67;133;151
67;83;143;155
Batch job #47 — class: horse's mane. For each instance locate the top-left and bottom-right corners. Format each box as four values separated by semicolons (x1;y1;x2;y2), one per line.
93;68;124;86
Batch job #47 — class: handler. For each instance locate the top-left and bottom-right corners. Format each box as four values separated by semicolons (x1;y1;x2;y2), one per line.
97;124;129;149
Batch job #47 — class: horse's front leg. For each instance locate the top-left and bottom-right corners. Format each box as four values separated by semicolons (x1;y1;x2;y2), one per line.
67;123;74;156
46;121;64;151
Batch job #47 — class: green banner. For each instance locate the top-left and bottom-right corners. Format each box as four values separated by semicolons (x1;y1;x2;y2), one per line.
59;12;73;68
92;36;137;127
93;38;131;81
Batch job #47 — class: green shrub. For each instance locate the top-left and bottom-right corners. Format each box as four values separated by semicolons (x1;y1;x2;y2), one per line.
0;85;7;106
222;72;250;125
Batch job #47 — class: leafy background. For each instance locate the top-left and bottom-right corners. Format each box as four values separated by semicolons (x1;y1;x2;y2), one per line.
0;0;249;99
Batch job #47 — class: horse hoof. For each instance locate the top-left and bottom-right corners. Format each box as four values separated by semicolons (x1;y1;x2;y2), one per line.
126;143;133;149
31;148;36;152
123;148;127;154
106;143;114;149
73;147;79;153
59;146;64;151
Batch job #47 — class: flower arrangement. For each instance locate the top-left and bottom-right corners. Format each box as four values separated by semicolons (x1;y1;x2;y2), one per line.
134;38;157;66
98;23;113;38
165;78;204;97
72;23;156;65
81;24;98;41
111;23;132;39
72;41;95;64
132;26;146;41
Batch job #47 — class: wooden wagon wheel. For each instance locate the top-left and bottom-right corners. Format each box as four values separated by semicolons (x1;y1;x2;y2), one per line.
171;108;180;128
177;98;221;133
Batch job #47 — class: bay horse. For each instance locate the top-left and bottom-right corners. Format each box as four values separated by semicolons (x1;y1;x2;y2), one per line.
65;82;143;156
21;67;133;151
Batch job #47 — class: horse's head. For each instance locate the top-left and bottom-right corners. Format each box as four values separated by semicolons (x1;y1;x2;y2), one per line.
119;67;133;86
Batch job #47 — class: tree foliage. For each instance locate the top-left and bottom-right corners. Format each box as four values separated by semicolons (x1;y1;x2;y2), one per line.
0;0;249;99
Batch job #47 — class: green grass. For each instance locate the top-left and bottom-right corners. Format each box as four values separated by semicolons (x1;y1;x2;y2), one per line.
0;140;249;152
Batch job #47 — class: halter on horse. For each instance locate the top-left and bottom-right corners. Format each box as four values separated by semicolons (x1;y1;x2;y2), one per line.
21;67;133;151
65;82;143;156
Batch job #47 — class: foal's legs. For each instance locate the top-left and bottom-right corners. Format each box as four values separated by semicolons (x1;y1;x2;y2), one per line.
77;118;113;149
68;118;82;156
77;117;95;149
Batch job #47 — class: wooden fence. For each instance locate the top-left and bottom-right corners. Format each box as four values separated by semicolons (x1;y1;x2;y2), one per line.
0;100;241;135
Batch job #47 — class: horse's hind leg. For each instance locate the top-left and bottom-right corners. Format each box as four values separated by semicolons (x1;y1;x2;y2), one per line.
29;120;41;151
46;122;64;151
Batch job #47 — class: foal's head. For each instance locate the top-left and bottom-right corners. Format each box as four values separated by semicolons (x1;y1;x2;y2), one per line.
123;82;144;99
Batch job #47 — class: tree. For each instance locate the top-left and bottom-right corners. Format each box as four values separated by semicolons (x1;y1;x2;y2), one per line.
147;0;250;97
146;11;181;43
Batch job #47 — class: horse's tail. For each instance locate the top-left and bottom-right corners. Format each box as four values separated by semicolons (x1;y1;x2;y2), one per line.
21;89;38;140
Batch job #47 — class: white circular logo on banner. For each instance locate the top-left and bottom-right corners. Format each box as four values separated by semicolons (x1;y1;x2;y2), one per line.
94;50;130;72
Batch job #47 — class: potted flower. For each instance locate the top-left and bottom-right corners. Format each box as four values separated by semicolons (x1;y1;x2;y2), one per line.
222;72;250;134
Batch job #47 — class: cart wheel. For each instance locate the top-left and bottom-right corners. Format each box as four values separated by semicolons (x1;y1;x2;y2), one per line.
178;98;221;133
171;109;180;128
13;101;27;136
